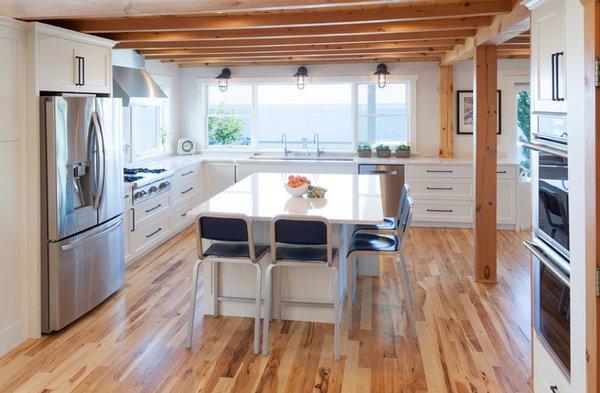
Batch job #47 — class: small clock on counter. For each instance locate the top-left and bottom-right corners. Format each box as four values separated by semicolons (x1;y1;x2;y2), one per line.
177;138;197;155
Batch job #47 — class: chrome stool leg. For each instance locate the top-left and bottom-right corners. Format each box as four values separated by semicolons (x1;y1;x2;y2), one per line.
186;259;203;349
253;263;262;354
262;263;276;355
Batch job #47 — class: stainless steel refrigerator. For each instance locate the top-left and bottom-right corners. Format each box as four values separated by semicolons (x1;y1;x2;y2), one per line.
41;95;125;333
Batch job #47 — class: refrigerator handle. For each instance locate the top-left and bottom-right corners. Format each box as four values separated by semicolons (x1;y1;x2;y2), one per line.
61;218;123;251
91;111;106;210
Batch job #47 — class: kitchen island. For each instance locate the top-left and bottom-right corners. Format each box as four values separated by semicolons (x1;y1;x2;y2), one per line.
189;172;384;323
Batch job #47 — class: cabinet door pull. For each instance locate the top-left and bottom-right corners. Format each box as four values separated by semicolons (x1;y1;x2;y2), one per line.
146;228;162;238
427;208;453;213
181;170;194;176
550;386;558;393
81;56;85;86
551;53;557;101
426;169;453;173
181;187;194;194
181;212;188;217
130;207;135;232
555;52;564;101
426;186;453;191
75;56;84;86
497;170;507;174
145;203;162;213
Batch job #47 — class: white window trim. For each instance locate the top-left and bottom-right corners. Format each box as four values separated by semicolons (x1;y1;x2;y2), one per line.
195;74;419;154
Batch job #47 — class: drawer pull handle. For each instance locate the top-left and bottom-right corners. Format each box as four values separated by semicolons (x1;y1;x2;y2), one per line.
426;169;453;173
426;187;453;191
497;170;507;174
550;386;558;393
146;228;162;238
427;208;453;213
181;170;194;176
145;204;162;213
181;212;188;217
181;187;194;194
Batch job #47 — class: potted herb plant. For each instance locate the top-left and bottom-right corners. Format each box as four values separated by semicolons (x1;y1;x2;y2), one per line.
357;143;372;158
395;143;411;158
375;144;391;158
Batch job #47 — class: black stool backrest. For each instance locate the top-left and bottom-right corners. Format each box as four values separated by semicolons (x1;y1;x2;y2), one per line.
274;219;327;245
200;216;248;242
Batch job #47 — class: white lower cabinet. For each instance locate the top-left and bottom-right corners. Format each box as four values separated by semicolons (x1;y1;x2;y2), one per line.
533;333;570;393
203;162;237;199
407;163;518;228
124;162;204;265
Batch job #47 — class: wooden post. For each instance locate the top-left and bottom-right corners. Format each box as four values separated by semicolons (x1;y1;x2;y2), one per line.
473;45;497;283
438;65;454;158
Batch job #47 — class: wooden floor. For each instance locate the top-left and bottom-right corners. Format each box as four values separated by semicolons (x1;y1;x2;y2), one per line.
0;227;532;393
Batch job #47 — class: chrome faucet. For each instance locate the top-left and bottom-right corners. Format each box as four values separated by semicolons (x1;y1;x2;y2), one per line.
313;132;324;156
281;132;291;156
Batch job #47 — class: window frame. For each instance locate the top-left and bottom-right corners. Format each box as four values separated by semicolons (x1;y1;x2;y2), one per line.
196;75;418;153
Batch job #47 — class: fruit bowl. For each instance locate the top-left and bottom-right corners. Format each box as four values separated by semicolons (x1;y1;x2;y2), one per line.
284;182;309;197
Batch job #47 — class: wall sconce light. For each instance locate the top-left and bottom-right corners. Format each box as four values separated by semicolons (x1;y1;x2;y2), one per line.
216;68;231;92
374;63;390;88
293;66;308;90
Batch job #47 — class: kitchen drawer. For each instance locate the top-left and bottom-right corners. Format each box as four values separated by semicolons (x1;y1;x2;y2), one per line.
171;197;202;230
533;333;570;393
408;179;473;200
172;178;202;206
135;192;171;225
406;165;472;179
496;165;517;179
174;163;201;184
412;200;473;223
132;214;170;255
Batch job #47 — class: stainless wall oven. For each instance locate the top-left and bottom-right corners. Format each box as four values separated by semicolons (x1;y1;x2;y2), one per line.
524;129;569;259
524;240;570;377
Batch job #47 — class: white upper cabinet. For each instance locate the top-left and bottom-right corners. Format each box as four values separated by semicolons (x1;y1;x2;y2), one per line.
530;0;567;113
35;23;114;94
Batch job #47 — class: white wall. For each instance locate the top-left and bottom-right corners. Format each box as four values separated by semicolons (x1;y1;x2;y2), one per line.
178;62;440;157
453;59;530;161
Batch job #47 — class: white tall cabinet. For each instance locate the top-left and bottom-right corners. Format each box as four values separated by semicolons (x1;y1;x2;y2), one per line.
0;18;29;356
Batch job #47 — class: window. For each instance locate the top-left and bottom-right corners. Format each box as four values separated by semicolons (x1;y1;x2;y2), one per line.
207;85;252;146
256;84;352;150
124;74;172;162
201;77;417;152
357;83;409;145
515;84;531;176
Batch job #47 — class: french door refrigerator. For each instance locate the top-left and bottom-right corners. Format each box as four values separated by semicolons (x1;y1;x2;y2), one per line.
41;96;125;333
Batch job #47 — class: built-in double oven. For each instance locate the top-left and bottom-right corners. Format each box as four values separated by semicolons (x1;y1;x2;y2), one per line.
523;114;570;378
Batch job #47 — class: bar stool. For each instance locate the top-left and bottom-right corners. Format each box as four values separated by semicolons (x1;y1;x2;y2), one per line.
262;215;342;360
353;183;410;235
346;197;415;329
187;212;269;354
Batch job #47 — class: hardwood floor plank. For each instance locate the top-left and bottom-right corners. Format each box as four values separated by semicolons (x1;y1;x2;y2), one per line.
0;227;532;392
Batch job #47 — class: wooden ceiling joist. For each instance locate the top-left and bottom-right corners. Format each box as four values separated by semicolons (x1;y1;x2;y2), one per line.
2;0;487;19
114;30;474;50
440;4;530;65
137;40;463;56
174;56;442;67
45;2;511;33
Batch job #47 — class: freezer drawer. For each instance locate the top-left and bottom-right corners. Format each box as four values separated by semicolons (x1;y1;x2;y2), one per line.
44;215;125;332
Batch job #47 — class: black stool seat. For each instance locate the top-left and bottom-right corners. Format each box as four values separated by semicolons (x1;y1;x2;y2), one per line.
353;217;397;233
276;246;337;262
347;233;399;257
204;243;269;259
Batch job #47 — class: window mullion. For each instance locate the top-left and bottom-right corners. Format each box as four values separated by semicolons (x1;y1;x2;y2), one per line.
251;83;258;148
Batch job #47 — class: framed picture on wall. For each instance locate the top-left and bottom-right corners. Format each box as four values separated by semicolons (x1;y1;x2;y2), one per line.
456;90;502;135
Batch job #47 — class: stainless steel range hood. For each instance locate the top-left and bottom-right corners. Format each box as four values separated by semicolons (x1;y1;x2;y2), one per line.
113;66;167;106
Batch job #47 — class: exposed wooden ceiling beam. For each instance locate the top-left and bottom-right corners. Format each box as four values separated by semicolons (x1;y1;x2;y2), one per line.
440;4;529;65
46;3;508;33
145;47;452;60
504;36;529;44
496;43;529;50
104;16;491;45
1;1;464;19
171;51;441;62
138;40;462;55
176;57;441;67
114;30;475;49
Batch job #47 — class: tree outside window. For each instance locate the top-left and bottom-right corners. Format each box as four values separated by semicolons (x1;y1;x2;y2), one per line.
516;89;531;176
208;103;247;145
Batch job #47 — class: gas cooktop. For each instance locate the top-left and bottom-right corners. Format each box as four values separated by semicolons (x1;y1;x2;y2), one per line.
123;168;167;183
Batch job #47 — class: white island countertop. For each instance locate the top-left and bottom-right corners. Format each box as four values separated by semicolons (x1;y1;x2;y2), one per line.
189;172;384;225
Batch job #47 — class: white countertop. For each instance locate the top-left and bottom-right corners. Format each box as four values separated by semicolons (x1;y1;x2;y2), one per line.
188;172;384;225
130;152;519;168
